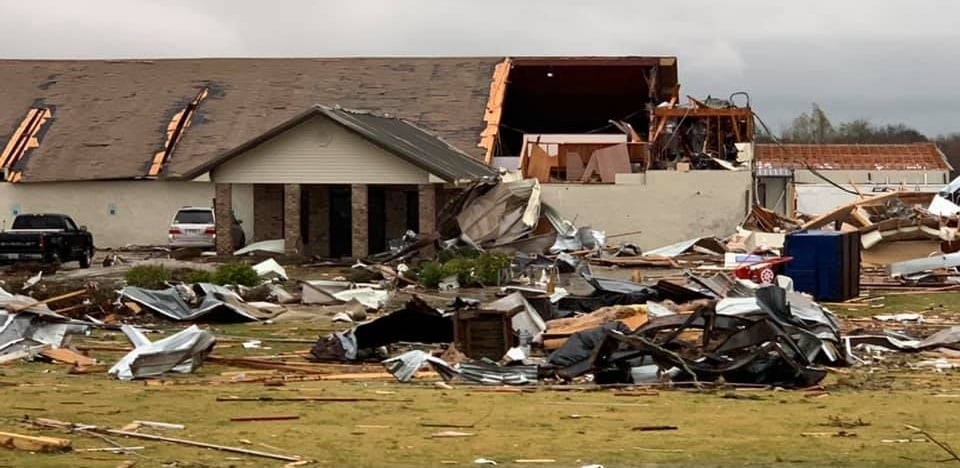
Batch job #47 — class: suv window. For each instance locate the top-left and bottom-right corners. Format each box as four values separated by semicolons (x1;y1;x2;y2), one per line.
174;209;214;224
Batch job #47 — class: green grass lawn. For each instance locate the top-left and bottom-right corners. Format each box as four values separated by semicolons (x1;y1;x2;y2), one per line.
1;293;959;467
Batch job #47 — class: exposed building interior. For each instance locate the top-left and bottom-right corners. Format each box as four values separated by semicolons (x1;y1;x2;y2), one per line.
482;57;755;182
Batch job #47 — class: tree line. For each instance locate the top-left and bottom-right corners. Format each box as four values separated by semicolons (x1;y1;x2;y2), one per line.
757;104;960;172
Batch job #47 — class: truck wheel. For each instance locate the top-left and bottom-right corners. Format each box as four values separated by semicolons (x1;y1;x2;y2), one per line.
79;247;93;269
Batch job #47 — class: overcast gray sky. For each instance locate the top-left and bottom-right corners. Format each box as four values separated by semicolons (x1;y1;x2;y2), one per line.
2;0;957;136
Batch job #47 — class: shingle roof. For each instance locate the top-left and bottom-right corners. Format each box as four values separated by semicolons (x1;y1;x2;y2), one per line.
0;58;502;182
755;143;951;171
186;105;497;182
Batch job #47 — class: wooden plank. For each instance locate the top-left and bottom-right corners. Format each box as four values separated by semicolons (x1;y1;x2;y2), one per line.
29;418;299;462
105;428;300;462
0;431;72;453
230;415;300;422
217;396;412;403
730;115;742;142
480;58;512;165
8;289;88;313
40;348;96;367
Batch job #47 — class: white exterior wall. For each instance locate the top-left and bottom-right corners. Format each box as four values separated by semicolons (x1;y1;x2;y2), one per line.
212;115;434;184
0;181;213;248
231;183;255;243
540;171;752;250
795;183;943;216
793;169;949;185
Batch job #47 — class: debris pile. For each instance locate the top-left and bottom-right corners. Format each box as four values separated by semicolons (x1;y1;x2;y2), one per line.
2;174;960;401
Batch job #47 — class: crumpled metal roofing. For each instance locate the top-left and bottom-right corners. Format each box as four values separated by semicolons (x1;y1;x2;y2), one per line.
119;283;278;322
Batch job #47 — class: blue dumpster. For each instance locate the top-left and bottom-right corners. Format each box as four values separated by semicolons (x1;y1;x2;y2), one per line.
783;230;860;302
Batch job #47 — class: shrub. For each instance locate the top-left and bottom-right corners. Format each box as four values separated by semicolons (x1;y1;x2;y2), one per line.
474;252;511;285
212;263;260;287
437;246;480;263
418;261;444;289
183;269;214;284
441;257;476;284
125;265;172;289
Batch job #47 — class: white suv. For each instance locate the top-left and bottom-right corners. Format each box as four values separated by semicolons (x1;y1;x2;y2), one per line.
168;207;245;250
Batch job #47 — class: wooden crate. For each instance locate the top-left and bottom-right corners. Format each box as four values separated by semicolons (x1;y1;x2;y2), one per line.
454;310;518;360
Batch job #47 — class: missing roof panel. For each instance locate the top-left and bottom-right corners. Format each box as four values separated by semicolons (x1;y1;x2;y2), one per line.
148;87;209;177
0;107;53;182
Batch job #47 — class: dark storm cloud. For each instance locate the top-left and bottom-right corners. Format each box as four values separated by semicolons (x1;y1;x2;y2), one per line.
2;0;956;134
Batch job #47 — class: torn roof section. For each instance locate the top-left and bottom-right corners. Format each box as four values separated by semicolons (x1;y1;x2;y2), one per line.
490;56;679;158
756;143;952;171
0;107;52;183
0;57;503;183
182;105;497;183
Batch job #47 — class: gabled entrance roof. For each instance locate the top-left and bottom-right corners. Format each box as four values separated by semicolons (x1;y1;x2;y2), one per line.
181;105;497;183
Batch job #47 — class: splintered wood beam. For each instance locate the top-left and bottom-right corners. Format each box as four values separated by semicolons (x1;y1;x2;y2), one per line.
480;58;512;165
731;115;742;142
0;431;72;453
7;288;89;313
39;348;96;367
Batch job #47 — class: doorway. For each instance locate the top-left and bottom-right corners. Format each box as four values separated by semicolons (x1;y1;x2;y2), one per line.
328;186;352;258
367;186;387;254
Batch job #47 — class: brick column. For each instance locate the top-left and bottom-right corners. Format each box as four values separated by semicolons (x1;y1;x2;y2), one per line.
214;184;234;255
351;184;369;259
283;184;301;255
418;184;437;235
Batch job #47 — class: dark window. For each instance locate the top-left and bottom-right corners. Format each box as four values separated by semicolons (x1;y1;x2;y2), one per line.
174;209;214;224
11;215;67;229
405;191;419;232
62;218;78;231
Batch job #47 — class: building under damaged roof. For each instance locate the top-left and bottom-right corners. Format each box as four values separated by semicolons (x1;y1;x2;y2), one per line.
3;56;735;251
755;143;952;217
7;55;945;253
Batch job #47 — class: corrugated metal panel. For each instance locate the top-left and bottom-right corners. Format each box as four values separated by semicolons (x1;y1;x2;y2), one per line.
458;362;538;385
212;116;431;184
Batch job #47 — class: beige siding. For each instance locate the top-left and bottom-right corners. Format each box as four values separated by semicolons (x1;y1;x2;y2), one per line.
212;116;433;184
540;171;752;249
0;181;213;247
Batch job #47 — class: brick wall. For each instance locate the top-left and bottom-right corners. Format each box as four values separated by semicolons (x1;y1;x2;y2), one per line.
253;184;283;241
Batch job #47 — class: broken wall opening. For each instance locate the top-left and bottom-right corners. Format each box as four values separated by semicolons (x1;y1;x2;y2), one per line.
493;58;678;158
649;95;754;170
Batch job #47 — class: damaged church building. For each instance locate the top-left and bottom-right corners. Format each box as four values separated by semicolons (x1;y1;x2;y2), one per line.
1;56;760;252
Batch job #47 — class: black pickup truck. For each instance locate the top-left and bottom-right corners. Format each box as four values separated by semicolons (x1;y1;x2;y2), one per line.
0;214;95;268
